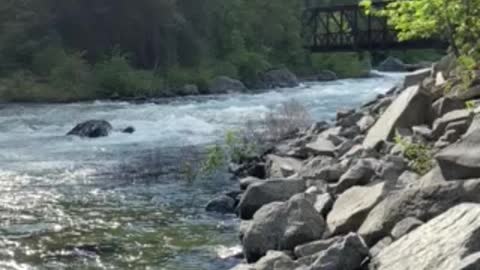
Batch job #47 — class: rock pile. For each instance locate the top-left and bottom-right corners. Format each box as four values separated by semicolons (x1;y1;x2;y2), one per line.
208;54;480;270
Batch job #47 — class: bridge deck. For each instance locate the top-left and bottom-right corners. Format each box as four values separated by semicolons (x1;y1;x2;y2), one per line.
302;1;448;52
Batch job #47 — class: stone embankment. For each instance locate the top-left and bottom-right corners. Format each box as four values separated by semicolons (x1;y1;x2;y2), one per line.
208;54;480;270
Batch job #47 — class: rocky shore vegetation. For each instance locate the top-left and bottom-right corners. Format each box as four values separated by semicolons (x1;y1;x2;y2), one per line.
204;54;480;270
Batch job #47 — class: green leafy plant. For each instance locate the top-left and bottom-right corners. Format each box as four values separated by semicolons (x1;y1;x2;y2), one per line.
466;100;476;113
394;135;433;175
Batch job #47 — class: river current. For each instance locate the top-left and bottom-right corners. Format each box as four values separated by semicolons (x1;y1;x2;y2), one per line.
0;73;405;269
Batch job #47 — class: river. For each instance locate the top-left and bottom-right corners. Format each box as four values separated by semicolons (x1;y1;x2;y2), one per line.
0;73;405;270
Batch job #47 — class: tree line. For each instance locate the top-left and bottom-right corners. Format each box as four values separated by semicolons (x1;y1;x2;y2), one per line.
0;0;440;102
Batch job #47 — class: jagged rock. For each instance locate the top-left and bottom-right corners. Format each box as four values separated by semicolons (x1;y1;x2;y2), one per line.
432;97;464;119
339;125;361;139
238;178;306;220
305;136;336;157
335;140;355;159
294;236;343;258
436;128;480;180
240;177;263;190
466;114;480;136
431;109;472;139
67;120;113;138
258;68;299;89
337;111;364;128
353;135;365;144
358;180;480;246
377;57;407;72
364;86;432;149
327;182;385;235
327;134;346;146
308;233;370;270
254;251;294;270
390;217;423;240
393;171;420;191
305;121;330;136
266;155;303;178
336;159;380;193
242;195;325;262
371;203;480;270
316;70;338;81
446;119;471;136
412;125;432;140
437;129;460;144
357;115;376;132
402;68;432;88
209;76;247;93
377;155;407;182
299;156;345;182
205;195;236;214
371;98;393;115
313;193;334;217
369;236;393;257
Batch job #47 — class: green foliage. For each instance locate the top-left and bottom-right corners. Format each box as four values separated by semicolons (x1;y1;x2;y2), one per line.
360;0;480;68
94;53;164;98
310;53;371;78
200;145;226;176
224;130;257;164
466;100;476;113
394;135;434;175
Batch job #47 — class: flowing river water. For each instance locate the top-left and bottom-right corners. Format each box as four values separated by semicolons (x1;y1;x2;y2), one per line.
0;73;405;270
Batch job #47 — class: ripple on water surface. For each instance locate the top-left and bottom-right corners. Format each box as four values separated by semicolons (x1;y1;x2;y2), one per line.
0;74;405;269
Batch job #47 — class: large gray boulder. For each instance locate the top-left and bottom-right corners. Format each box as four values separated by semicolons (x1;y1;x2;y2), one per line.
67;120;113;138
209;76;247;93
254;251;295;270
432;97;464;119
258;68;299;89
358;180;480;246
435;128;480;180
238;178;306;220
370;203;480;270
308;233;370;270
364;86;432;149
242;195;326;262
299;156;344;182
327;182;385;235
431;109;472;139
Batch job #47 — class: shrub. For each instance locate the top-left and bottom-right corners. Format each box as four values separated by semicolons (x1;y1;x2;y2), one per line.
310;52;371;78
94;53;164;97
395;135;434;175
32;46;69;76
262;99;313;142
49;51;95;96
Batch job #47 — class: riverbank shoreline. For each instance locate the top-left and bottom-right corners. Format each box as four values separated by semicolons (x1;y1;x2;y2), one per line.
211;54;480;270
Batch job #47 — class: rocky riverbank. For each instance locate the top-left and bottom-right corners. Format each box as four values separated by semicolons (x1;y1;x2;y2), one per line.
207;54;480;270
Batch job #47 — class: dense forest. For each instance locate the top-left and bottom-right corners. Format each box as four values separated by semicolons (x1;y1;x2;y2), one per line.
0;0;440;102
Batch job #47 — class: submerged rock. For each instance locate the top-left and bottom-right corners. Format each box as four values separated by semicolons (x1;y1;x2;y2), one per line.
122;126;135;134
205;195;236;214
67;120;113;138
